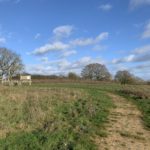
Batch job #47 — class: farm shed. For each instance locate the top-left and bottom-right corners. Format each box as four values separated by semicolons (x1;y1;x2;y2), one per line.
20;73;32;85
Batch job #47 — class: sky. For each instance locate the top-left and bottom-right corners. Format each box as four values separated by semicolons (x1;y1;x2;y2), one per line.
0;0;150;79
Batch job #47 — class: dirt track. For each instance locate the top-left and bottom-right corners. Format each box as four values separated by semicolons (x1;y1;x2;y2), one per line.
96;93;150;150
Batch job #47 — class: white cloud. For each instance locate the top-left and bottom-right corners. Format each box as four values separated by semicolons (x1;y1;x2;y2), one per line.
26;56;104;75
141;21;150;39
60;50;77;57
130;0;150;9
112;45;150;64
26;64;57;75
31;42;70;55
70;32;109;46
58;56;104;71
110;63;150;80
71;57;92;69
71;38;94;46
40;57;49;63
134;45;150;53
30;30;109;55
53;25;74;39
0;37;6;44
135;63;150;70
114;54;150;63
99;4;112;11
96;32;109;41
93;45;107;51
129;63;150;79
112;54;136;64
57;59;71;70
34;33;41;39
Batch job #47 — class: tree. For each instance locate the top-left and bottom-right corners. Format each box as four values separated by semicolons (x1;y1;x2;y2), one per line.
68;72;79;80
0;47;24;80
114;70;134;84
147;80;150;85
81;63;111;81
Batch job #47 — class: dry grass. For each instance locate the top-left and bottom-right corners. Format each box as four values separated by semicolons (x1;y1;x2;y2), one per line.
1;82;149;149
0;84;113;150
96;93;150;150
0;85;86;138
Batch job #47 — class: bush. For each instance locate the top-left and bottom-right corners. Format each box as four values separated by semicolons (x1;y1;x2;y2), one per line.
119;89;149;100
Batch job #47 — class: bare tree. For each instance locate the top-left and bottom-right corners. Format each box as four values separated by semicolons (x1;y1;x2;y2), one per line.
114;70;134;84
81;63;111;81
0;48;24;80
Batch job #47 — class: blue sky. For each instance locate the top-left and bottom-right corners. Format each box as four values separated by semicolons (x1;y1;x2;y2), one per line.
0;0;150;79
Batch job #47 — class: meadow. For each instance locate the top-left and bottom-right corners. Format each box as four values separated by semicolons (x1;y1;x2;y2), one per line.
0;81;150;149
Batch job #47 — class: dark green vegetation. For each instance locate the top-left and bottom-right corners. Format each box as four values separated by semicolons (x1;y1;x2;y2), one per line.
0;84;113;150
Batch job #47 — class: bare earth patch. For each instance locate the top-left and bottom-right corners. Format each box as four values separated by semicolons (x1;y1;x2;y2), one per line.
96;93;150;150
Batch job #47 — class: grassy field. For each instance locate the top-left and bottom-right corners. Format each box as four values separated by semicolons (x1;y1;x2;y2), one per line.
0;83;114;150
33;82;150;129
0;81;150;149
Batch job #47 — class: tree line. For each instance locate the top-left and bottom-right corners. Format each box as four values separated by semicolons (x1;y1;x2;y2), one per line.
0;47;148;84
68;65;144;85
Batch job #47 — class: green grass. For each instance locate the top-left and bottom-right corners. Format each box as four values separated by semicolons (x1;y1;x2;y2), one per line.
0;84;113;150
33;82;150;130
0;81;150;149
39;82;150;130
